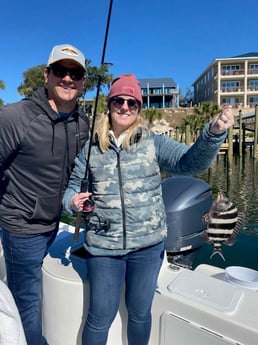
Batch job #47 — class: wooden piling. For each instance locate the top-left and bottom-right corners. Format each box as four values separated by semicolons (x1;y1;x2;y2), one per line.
238;110;242;157
228;126;233;156
185;122;191;145
175;127;180;142
254;105;258;159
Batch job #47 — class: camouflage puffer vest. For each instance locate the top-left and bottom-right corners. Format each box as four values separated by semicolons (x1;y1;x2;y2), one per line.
84;132;167;256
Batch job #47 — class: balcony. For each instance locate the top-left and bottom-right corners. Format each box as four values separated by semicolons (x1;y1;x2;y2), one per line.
248;69;258;75
221;69;244;76
221;86;243;93
247;86;258;92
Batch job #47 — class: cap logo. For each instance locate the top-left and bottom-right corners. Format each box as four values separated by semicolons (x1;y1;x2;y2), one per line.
122;86;135;96
60;47;79;57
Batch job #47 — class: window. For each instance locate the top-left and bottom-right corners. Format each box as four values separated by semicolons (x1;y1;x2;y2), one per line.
164;87;173;94
221;81;240;92
249;64;258;70
249;64;258;74
153;88;161;95
221;97;239;104
221;65;240;75
249;80;258;86
222;65;240;71
248;80;258;91
249;97;258;102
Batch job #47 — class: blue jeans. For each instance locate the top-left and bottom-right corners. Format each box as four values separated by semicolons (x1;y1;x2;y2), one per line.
1;227;58;345
82;241;164;345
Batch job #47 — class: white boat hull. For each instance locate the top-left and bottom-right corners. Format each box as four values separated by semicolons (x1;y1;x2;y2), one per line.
42;223;258;345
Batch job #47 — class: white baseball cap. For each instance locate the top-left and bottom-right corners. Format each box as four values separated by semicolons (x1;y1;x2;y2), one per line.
47;44;86;70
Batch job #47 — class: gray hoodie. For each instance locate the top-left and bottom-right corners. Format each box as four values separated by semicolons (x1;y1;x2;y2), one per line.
0;87;89;234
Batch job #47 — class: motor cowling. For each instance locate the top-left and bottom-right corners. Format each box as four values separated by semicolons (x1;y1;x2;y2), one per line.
162;176;212;268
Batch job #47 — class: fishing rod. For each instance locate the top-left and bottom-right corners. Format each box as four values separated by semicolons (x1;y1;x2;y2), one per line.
74;0;114;241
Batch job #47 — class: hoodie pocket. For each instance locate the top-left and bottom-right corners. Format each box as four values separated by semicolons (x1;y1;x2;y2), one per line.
25;193;62;224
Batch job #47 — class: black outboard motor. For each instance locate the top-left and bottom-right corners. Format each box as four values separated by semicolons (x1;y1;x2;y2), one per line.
162;176;212;269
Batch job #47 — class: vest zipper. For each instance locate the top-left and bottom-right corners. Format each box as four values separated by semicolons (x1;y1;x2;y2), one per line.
116;152;127;249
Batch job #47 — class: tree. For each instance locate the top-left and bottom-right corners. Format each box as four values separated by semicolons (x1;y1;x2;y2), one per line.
96;93;108;114
193;102;220;122
181;113;206;136
84;59;113;95
142;108;162;128
181;102;220;136
18;65;46;97
17;61;113;98
183;88;193;107
179;87;193;107
0;80;5;109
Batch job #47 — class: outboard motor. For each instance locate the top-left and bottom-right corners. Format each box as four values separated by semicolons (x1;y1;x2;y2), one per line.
162;176;212;269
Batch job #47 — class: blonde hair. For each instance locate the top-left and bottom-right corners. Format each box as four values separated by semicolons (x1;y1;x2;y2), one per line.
94;112;148;152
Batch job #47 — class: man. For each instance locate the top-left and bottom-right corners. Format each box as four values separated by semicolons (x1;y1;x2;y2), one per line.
0;44;89;345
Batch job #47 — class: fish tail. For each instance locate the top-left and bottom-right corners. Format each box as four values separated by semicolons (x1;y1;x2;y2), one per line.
209;250;226;261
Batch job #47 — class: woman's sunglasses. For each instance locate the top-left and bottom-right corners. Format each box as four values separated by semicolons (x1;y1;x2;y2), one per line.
48;64;85;81
111;97;139;111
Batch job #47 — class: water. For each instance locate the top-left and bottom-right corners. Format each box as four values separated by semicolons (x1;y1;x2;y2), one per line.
193;153;258;270
198;153;258;236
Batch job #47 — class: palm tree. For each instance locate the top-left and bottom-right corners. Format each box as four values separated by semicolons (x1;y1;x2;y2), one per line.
142;108;162;128
181;102;220;141
194;102;220;122
0;80;5;108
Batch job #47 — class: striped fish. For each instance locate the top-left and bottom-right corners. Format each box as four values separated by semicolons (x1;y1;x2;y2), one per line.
203;192;245;261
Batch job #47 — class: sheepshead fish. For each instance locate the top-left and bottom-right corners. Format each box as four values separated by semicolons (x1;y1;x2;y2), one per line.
203;192;245;261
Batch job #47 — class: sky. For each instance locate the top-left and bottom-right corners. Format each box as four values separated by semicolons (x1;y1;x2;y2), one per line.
1;0;258;104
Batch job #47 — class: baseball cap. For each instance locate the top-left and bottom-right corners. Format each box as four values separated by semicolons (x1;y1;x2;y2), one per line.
47;44;86;71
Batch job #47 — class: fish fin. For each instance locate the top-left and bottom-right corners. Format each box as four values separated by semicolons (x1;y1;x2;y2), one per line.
202;213;210;224
203;230;212;244
224;212;245;246
235;212;245;232
224;229;239;246
224;237;236;246
226;212;245;245
209;249;225;261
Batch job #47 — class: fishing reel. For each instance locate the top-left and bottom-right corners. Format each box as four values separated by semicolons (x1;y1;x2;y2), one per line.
81;197;110;233
82;197;95;222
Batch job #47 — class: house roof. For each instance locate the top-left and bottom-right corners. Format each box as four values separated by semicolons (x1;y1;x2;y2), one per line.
138;77;177;88
232;52;258;58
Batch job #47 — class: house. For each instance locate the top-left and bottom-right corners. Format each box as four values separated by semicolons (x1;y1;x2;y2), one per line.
138;78;179;109
192;52;258;109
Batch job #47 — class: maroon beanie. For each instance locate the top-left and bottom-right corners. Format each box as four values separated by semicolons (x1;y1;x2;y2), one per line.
108;74;143;107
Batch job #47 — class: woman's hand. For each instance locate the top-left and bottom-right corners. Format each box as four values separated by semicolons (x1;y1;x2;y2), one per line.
209;104;235;135
70;192;92;212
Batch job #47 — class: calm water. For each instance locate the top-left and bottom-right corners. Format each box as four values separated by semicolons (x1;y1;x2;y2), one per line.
198;153;258;236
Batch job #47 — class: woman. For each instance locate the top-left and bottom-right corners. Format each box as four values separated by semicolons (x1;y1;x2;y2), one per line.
63;74;234;345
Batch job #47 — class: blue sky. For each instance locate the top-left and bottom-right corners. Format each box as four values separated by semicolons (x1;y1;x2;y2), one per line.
1;0;257;104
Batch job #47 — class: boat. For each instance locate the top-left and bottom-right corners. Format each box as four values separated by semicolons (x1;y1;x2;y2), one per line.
1;176;258;345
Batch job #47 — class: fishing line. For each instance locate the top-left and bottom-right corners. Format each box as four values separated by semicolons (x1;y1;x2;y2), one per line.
74;0;114;241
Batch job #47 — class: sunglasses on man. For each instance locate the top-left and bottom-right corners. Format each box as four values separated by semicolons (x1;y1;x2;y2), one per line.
48;64;85;81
